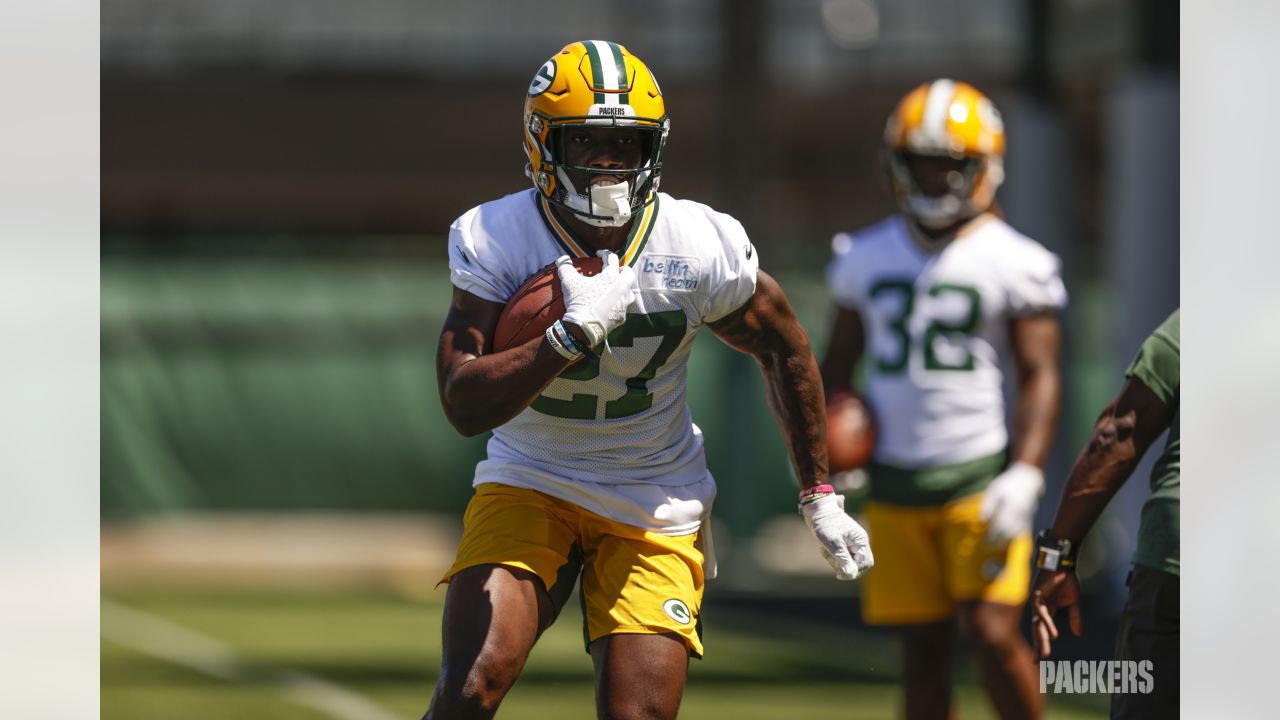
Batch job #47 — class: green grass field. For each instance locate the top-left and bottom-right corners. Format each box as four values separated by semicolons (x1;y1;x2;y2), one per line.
102;583;1108;719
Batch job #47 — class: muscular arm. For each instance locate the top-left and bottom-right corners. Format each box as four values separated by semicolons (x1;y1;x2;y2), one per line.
436;287;578;437
819;306;866;396
1046;377;1175;544
1008;313;1063;469
708;271;828;487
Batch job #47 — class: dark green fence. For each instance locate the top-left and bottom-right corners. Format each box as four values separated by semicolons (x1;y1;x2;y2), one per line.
102;257;843;537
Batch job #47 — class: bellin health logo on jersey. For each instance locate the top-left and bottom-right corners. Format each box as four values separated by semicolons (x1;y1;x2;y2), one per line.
639;255;700;292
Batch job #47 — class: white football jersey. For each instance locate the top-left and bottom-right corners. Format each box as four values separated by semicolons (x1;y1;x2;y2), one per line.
448;189;759;534
826;214;1067;468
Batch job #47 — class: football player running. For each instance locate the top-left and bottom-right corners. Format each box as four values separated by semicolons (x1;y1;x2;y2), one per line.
429;40;871;720
821;80;1066;720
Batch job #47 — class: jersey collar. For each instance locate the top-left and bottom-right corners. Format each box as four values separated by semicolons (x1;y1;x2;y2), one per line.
535;192;660;268
903;211;996;255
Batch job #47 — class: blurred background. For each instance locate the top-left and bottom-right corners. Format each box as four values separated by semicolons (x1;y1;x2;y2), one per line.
101;1;1177;718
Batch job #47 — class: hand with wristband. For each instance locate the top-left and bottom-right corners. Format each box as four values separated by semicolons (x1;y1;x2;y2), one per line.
1029;531;1083;658
544;319;593;361
798;484;874;580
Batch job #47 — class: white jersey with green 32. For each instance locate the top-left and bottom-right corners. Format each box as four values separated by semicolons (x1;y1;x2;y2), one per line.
826;214;1067;468
448;189;758;534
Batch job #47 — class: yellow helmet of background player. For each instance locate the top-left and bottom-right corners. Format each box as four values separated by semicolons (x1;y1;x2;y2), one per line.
523;40;669;227
883;79;1006;229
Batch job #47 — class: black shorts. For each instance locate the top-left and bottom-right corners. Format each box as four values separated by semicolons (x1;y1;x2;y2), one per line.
1110;565;1179;719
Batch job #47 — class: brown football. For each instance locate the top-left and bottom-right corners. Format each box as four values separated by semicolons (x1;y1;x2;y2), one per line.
825;390;876;473
493;256;604;351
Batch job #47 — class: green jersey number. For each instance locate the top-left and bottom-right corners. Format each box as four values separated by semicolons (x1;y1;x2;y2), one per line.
867;279;981;374
530;310;687;420
869;280;915;372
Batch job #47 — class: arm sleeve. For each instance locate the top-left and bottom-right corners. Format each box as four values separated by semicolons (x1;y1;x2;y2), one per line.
1125;311;1180;406
702;211;761;323
447;214;508;304
825;232;864;310
1005;241;1068;315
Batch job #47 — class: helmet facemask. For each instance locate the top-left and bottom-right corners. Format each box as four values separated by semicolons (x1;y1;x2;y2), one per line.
887;150;1001;230
530;116;668;228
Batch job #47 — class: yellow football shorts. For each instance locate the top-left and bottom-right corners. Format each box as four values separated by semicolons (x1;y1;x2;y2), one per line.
860;492;1032;626
442;483;706;656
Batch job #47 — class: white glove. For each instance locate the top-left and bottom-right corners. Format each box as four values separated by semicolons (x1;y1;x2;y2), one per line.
557;250;638;348
800;493;874;581
980;462;1045;545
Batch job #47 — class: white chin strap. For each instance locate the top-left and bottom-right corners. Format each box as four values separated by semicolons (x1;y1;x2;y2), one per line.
558;170;633;227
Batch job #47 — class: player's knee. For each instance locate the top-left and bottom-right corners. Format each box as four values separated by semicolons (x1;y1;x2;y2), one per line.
428;683;503;720
598;697;678;720
430;657;522;719
962;607;1020;654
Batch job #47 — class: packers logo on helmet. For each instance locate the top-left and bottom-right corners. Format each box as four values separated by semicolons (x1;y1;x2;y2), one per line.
883;79;1006;230
523;40;669;227
528;60;557;97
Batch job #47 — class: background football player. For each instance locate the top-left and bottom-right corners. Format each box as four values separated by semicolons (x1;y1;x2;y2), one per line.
821;79;1067;720
430;40;871;720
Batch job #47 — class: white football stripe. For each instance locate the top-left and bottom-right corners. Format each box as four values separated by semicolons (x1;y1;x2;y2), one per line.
922;78;957;146
591;39;621;91
102;600;402;720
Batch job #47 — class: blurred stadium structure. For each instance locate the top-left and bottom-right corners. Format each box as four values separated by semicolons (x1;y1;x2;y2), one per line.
102;1;1176;716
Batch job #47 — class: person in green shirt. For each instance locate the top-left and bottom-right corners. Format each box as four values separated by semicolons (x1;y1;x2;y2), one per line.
1029;308;1179;718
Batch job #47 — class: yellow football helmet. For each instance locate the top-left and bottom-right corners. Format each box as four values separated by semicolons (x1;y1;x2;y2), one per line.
523;40;669;227
883;79;1006;229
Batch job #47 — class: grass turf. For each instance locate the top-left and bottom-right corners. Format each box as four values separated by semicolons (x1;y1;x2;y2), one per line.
102;584;1107;719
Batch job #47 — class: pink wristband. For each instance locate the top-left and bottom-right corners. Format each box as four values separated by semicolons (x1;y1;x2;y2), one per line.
798;484;835;503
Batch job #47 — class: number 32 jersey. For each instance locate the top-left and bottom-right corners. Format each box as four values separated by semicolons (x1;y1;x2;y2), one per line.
826;214;1067;468
448;189;758;534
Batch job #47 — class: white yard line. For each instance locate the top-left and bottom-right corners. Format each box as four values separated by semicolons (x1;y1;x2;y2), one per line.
101;600;406;720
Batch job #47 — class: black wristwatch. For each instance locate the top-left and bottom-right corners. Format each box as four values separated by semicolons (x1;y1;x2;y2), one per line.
1034;531;1078;572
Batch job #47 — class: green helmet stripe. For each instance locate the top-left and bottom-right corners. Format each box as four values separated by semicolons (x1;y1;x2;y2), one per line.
583;41;607;104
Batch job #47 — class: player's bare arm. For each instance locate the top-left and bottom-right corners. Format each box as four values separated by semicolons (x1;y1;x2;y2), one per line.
1048;377;1174;546
436;286;578;437
1030;376;1175;657
819;306;866;396
979;313;1063;544
710;270;873;581
1008;312;1064;469
707;270;828;486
